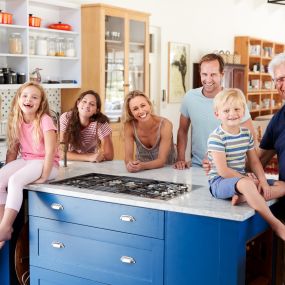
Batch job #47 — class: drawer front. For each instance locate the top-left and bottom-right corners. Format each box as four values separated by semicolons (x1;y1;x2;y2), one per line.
30;266;105;285
29;216;164;285
28;191;164;239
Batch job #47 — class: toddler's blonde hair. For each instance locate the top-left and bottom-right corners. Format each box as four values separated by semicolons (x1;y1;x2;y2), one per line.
213;88;246;112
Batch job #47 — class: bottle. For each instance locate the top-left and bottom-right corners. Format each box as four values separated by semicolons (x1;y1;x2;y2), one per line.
36;36;48;56
56;37;66;56
65;38;75;57
9;33;23;54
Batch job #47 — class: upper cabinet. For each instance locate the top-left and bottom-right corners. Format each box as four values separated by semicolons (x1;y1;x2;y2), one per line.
234;36;285;119
0;0;81;89
81;4;150;122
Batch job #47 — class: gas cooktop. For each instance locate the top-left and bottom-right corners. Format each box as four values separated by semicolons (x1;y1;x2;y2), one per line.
49;173;202;200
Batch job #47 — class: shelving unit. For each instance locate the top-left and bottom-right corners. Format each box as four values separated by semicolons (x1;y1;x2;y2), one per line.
0;0;81;89
234;36;284;119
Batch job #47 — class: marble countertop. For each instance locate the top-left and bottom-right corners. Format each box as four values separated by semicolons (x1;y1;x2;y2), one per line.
25;160;274;222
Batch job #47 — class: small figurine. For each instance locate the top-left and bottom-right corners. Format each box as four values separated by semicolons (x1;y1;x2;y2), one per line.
30;68;42;83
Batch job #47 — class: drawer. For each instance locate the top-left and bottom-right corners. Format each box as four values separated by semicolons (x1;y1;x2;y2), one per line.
29;216;164;285
30;266;104;285
28;191;164;239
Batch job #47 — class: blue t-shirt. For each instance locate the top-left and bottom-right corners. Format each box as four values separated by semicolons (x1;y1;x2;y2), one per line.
180;87;251;166
260;105;285;181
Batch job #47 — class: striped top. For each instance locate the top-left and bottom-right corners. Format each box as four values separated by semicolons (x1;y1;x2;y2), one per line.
60;111;112;153
133;119;177;164
207;126;254;180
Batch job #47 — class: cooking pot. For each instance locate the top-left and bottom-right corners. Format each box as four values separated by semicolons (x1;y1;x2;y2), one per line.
29;14;41;27
48;21;72;31
0;10;13;24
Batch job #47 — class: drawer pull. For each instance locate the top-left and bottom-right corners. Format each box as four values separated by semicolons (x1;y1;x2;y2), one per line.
120;256;136;264
50;203;64;211
120;215;135;222
51;241;65;249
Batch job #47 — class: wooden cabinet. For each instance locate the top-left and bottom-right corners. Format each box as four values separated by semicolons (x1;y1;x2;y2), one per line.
0;0;81;90
62;4;150;160
28;191;164;285
234;36;285;119
192;63;245;92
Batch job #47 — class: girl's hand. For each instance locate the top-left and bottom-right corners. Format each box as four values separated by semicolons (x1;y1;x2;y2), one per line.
126;160;141;172
88;151;105;163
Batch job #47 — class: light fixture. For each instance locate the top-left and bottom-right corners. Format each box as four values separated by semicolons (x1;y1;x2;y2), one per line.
268;0;285;4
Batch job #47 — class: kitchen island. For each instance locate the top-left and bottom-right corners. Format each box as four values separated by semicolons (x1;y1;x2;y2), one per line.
0;161;277;285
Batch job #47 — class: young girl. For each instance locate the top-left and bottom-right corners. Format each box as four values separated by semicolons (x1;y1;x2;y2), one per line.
122;90;176;172
60;90;114;162
0;82;59;246
207;88;285;240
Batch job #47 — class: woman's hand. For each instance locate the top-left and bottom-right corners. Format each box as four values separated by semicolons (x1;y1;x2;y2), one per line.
126;160;142;172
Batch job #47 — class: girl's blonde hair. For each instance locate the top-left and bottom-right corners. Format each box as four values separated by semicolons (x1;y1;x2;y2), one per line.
213;88;246;112
121;90;153;123
7;82;50;151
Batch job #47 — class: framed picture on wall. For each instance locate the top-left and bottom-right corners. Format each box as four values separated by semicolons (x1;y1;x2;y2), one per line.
168;42;190;103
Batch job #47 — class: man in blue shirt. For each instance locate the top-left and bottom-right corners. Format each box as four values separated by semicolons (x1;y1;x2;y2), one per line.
174;53;255;169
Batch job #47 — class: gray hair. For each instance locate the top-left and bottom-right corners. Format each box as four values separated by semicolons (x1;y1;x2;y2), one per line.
268;53;285;79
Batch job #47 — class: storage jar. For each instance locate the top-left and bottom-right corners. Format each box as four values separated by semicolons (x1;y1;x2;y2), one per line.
56;37;66;56
29;36;35;55
47;37;56;56
65;38;76;57
9;33;23;54
36;36;48;56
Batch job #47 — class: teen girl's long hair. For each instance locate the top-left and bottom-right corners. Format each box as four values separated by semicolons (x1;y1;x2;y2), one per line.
64;90;109;149
7;82;50;152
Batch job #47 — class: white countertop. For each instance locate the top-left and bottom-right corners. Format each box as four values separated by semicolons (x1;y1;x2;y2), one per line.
25;160;275;222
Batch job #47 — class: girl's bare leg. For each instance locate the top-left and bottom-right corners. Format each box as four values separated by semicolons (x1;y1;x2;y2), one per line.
0;208;17;242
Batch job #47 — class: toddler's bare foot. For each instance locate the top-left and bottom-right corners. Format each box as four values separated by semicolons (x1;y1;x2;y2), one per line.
0;225;13;242
231;194;246;205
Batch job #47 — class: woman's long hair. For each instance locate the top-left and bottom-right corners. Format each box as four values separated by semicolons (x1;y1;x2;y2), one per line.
7;82;50;152
64;90;109;149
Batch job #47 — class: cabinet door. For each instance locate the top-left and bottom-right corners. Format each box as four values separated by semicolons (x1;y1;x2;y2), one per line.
223;64;245;93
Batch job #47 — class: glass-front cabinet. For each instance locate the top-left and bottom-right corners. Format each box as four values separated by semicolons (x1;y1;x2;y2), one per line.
76;4;149;159
104;12;148;122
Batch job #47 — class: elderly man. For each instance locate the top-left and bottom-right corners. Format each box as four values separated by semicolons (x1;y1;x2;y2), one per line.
259;53;285;181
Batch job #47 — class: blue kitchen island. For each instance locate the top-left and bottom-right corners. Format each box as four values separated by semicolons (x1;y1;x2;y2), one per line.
0;161;277;285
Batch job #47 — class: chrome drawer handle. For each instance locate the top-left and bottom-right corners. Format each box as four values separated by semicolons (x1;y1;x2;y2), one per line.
51;241;65;249
120;215;135;222
50;203;64;211
120;256;136;264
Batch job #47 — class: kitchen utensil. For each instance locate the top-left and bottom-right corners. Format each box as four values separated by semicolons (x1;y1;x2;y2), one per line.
48;22;72;31
29;14;41;27
0;10;13;24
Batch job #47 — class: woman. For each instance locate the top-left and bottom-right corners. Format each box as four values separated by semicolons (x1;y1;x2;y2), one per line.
60;90;114;162
122;90;176;172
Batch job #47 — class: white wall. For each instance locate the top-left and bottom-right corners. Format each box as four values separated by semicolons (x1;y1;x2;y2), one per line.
71;0;285;139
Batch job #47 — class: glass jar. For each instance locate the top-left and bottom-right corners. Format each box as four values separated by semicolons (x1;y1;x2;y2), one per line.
9;33;23;54
29;35;35;55
36;36;48;56
65;38;75;57
56;37;66;56
47;37;56;56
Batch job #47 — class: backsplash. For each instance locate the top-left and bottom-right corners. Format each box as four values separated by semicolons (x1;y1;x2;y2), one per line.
0;88;61;121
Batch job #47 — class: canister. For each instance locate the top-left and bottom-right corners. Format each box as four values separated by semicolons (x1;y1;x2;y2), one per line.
55;37;66;56
36;36;48;56
9;33;23;54
65;38;75;57
47;37;56;56
0;73;4;84
29;36;36;55
17;73;26;84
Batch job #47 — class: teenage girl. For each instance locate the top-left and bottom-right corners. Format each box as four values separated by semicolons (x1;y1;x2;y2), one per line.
60;90;114;162
0;82;59;247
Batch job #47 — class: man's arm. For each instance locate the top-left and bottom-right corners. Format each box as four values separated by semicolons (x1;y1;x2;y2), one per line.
173;114;191;169
257;147;276;169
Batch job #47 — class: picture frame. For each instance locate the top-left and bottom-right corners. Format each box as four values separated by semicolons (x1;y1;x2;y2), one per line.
168;42;190;103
